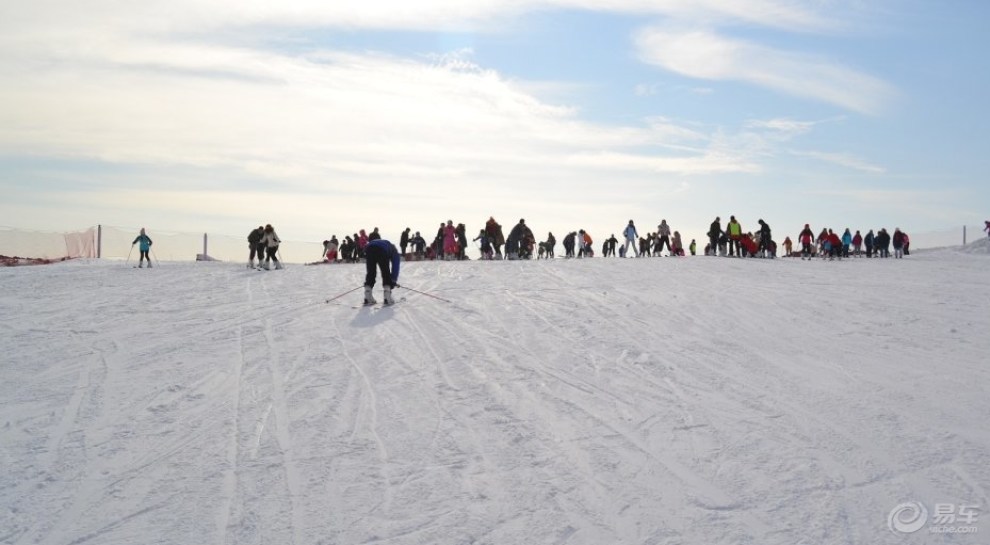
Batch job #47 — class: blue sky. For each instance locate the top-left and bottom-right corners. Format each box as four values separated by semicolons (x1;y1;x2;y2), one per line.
1;0;987;249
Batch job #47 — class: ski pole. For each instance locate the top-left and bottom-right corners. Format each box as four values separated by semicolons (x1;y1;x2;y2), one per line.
396;284;451;303
325;285;364;304
151;248;160;267
126;244;134;265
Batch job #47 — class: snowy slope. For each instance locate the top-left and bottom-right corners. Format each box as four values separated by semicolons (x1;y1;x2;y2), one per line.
1;250;989;545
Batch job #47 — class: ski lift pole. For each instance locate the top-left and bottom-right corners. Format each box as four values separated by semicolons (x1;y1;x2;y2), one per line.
396;284;451;303
325;285;364;304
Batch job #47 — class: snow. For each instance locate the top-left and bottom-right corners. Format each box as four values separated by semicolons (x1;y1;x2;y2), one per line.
2;247;989;545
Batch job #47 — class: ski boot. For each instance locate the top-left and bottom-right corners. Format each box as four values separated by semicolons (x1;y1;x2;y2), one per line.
363;286;377;305
274;261;283;270
383;286;395;305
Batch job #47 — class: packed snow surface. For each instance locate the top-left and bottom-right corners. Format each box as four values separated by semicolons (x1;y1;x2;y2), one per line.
2;248;989;545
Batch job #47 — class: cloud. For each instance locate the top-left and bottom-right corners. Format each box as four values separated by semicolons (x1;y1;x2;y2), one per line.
634;28;896;114
0;0;835;38
791;150;886;173
0;34;756;197
745;118;820;137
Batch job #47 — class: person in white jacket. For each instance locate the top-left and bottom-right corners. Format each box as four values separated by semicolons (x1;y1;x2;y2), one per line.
261;224;283;270
657;220;672;256
622;220;639;258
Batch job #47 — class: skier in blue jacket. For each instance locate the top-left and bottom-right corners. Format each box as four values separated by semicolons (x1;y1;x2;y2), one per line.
841;228;853;258
623;220;639;257
132;228;153;268
364;239;401;305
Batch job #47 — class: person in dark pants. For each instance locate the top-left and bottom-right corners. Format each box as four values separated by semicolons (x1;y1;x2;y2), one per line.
757;219;772;258
399;228;411;255
261;224;282;270
132;228;153;268
247;225;265;268
364;239;402;305
708;217;721;257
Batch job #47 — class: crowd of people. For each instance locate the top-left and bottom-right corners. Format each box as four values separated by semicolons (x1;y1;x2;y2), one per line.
240;215;960;267
703;217;913;260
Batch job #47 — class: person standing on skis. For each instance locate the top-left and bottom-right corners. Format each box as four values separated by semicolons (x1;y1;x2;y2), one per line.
248;225;265;268
363;239;401;305
261;224;282;270
132;228;153;268
623;220;639;257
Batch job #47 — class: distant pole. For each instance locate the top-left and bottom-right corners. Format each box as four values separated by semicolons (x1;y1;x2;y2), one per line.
97;224;102;258
963;225;967;246
203;233;208;259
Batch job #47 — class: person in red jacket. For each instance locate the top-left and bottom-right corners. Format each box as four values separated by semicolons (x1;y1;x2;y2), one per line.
798;224;815;260
852;230;863;257
740;234;758;257
828;230;843;260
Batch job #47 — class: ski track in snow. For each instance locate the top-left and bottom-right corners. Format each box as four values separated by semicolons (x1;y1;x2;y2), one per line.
1;248;989;545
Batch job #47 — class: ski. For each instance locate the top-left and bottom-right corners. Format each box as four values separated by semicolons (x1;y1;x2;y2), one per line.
342;297;405;309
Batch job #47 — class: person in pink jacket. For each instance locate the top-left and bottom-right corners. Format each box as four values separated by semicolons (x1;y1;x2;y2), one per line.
443;220;458;260
357;229;369;259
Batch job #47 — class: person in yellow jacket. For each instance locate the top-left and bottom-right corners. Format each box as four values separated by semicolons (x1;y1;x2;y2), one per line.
727;215;742;257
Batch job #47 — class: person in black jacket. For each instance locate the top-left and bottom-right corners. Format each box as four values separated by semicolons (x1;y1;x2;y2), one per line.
708;217;722;257
562;231;576;258
248;225;265;268
875;228;891;258
456;223;468;260
399;228;411;255
506;219;530;260
363;239;401;305
757;219;772;258
412;232;427;258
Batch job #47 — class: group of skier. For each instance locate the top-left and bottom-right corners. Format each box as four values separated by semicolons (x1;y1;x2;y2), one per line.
614;219;691;258
701;217;914;260
704;216;778;258
782;225;910;260
247;211;951;273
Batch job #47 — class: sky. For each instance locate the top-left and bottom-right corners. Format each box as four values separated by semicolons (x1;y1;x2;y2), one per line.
1;0;988;248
